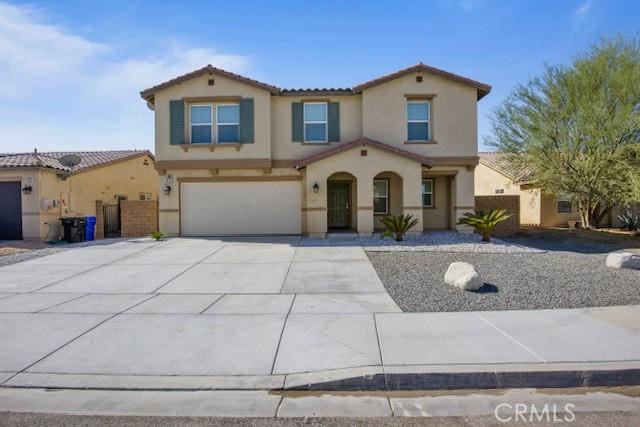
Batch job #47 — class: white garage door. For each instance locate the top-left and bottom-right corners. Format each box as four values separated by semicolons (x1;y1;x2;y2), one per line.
180;181;301;236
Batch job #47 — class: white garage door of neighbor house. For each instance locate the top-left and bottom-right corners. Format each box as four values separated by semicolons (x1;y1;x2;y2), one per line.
180;181;301;236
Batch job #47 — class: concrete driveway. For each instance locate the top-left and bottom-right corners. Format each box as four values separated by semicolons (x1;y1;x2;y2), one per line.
0;236;401;385
1;237;640;392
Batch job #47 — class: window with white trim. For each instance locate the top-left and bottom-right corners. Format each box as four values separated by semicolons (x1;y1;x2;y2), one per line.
557;194;572;213
407;101;430;141
216;104;239;143
422;179;434;207
190;105;212;144
304;102;327;142
373;180;389;214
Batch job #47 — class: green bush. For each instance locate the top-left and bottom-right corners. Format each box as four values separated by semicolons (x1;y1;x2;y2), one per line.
617;211;640;231
151;230;164;241
380;214;419;242
457;209;512;242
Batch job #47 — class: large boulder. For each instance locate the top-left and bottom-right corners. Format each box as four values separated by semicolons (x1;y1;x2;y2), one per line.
445;262;483;291
606;252;640;270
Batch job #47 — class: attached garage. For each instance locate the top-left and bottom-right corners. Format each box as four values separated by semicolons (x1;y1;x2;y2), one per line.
0;181;23;240
180;181;301;236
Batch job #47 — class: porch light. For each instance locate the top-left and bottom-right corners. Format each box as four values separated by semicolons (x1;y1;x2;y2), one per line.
163;185;171;195
22;185;32;195
312;182;319;193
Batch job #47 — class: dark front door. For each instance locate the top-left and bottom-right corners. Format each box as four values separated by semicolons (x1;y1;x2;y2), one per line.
328;183;350;228
0;181;22;240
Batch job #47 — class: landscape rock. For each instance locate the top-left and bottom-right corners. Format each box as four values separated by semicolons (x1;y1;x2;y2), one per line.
606;252;640;270
444;262;483;291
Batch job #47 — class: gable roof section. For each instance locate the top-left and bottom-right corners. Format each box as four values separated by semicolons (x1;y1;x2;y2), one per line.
0;150;153;174
352;63;491;99
478;152;533;183
140;65;281;101
140;62;490;102
295;137;435;169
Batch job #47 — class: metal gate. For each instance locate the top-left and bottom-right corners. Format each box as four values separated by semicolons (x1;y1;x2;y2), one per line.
103;203;121;238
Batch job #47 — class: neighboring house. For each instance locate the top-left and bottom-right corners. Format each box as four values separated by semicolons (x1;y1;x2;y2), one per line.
141;63;491;237
0;150;157;240
475;152;580;227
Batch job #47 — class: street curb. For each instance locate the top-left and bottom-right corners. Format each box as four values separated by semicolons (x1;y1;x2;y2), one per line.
286;369;640;391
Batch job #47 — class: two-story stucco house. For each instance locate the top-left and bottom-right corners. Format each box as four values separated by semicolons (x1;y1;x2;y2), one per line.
140;63;490;237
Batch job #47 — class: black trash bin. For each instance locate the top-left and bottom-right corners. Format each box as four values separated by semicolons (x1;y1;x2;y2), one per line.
60;217;87;243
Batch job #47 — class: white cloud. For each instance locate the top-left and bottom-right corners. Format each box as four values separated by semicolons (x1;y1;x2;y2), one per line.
0;1;253;152
573;0;594;31
575;0;592;19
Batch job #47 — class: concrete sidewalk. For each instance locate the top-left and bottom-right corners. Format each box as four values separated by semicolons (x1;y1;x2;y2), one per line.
0;237;639;391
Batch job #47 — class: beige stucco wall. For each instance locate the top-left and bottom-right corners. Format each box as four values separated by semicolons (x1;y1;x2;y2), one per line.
362;72;478;157
474;163;520;196
271;95;362;160
154;73;272;161
422;175;450;229
1;154;158;240
540;193;580;227
519;186;541;226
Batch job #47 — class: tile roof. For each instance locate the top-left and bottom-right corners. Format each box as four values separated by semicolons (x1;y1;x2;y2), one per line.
352;63;491;99
140;63;491;102
295;137;435;168
478;152;533;183
140;65;281;101
279;88;354;96
0;150;153;173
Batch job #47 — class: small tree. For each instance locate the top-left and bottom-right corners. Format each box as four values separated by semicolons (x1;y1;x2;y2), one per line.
487;36;640;228
457;209;512;242
380;214;419;241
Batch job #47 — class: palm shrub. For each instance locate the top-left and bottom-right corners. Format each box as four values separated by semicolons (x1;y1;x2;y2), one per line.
617;211;640;231
151;230;164;241
457;209;512;242
381;214;419;242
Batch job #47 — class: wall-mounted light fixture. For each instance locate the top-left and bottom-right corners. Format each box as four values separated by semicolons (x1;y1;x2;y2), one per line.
22;185;32;195
163;175;174;196
312;182;319;193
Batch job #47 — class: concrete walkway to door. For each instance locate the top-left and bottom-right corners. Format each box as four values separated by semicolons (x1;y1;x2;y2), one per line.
0;236;639;391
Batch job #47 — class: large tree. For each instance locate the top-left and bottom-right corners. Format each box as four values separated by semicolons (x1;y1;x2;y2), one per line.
487;36;640;228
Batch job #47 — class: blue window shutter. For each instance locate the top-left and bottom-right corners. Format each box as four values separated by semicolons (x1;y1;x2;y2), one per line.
239;98;254;143
328;102;340;142
169;100;185;145
291;102;303;142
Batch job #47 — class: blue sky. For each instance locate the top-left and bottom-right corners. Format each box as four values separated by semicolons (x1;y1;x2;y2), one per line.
0;0;638;153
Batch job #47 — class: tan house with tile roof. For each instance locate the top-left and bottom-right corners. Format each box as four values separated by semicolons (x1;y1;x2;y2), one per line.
0;150;157;240
475;152;581;227
141;63;491;237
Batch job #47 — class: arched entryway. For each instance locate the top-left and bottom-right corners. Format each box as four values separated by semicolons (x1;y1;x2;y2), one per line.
327;172;357;231
373;171;403;231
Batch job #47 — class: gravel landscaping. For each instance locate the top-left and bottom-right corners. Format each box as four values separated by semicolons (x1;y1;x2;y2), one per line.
360;231;544;253
367;231;640;312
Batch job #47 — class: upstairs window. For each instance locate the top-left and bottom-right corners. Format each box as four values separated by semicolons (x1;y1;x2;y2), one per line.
217;104;240;143
190;105;212;144
422;179;434;207
407;101;430;141
304;102;328;142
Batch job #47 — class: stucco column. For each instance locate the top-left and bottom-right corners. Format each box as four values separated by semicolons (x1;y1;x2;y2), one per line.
304;166;328;238
402;164;424;234
356;176;374;237
158;173;180;236
453;167;475;233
